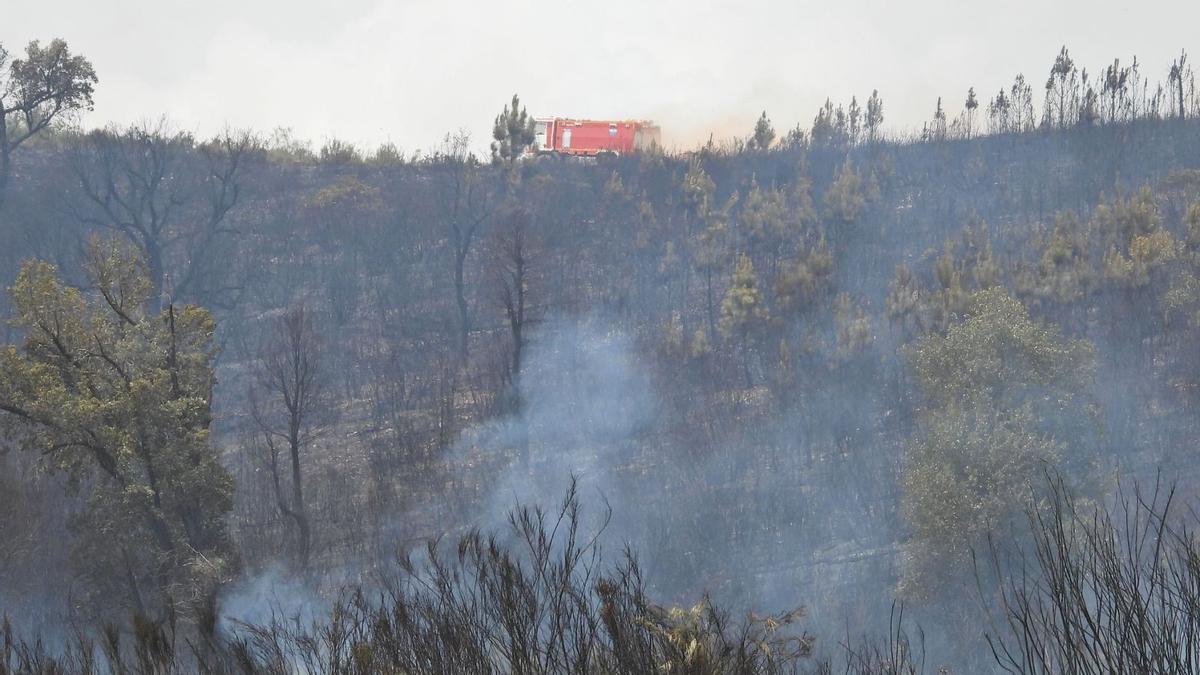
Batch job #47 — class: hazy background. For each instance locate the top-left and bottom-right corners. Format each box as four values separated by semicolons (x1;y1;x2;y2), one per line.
4;0;1197;152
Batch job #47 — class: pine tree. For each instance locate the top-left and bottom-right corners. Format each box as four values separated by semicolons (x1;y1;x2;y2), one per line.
865;90;884;142
848;96;862;146
1045;46;1080;128
823;158;866;226
964;87;979;138
719;253;768;386
749;111;775;151
931;97;947;140
988;88;1011;134
491;93;536;165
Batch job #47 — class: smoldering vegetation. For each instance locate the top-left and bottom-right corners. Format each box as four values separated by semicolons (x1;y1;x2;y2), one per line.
1;483;826;674
3;42;1200;673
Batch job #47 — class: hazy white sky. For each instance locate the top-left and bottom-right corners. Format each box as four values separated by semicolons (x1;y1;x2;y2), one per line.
4;0;1197;153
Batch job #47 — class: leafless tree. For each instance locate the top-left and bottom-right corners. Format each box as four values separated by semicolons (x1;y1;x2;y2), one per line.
1167;50;1192;120
429;131;494;368
490;204;539;383
980;473;1200;674
250;305;324;572
70;121;255;311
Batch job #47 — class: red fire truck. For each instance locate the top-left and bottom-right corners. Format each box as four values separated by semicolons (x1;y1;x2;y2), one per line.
532;118;661;157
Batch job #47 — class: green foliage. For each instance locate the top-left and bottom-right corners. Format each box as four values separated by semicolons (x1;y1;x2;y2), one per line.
811;99;850;150
0;238;235;622
693;214;732;277
923;227;1002;332
740;176;787;254
682;156;718;221
308;174;383;213
689;327;711;358
748;111;775;151
1164;203;1200;330
634;599;811;674
1164;271;1200;329
909;288;1092;407
774;239;832;316
0;38;97;195
318;138;363;164
902;403;1062;596
1090;187;1180;289
1019;211;1094;304
1187;201;1200;253
0;485;823;674
0;38;97;140
719;254;767;339
370;141;404;165
833;293;873;358
740;175;817;263
1095;186;1161;246
901;288;1095;599
1102;228;1179;288
927;242;969;331
823;159;865;225
490;93;536;165
4;47;1200;667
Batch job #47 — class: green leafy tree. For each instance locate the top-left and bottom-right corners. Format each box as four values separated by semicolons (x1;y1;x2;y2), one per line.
1018;212;1094;308
719;253;767;336
720;253;768;386
490;93;536;165
0;38;97;198
811;99;848;150
740;176;775;242
1162;202;1200;407
774;239;833;318
740;175;803;274
682;155;717;219
823;158;866;227
922;227;1000;333
1094;187;1177;291
926;241;970;332
0;238;235;623
901;288;1095;600
748;111;775;151
1166;268;1200;330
